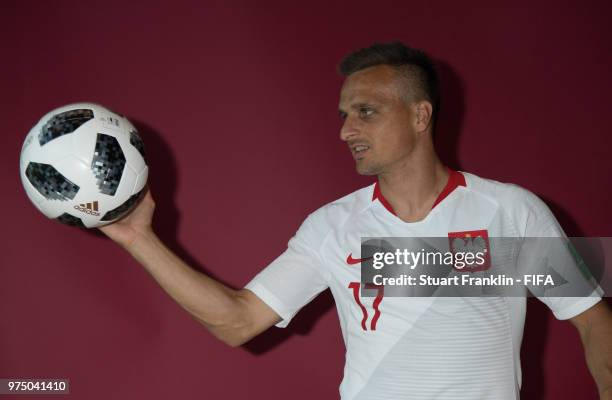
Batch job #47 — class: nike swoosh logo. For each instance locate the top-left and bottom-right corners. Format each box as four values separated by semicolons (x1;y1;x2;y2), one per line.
346;253;372;265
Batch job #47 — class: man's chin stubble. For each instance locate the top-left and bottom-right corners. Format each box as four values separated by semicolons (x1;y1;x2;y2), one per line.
356;163;381;176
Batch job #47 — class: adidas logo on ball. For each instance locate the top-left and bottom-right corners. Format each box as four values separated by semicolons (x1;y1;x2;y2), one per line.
74;201;100;216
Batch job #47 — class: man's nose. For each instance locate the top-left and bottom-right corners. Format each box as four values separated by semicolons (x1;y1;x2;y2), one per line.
340;119;359;142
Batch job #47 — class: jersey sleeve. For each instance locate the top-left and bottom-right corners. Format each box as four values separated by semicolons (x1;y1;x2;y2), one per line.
244;213;330;328
513;187;603;320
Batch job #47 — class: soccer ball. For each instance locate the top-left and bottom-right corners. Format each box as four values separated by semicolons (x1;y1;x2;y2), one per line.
19;103;148;228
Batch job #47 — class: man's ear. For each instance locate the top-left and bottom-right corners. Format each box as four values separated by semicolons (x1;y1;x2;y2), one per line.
414;101;433;134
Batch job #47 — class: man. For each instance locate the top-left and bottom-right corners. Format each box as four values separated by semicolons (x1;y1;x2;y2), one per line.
100;42;612;399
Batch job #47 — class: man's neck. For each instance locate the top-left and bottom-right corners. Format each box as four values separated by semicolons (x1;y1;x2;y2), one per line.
377;155;449;223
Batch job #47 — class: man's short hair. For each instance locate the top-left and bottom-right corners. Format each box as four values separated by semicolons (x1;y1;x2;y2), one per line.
338;41;440;134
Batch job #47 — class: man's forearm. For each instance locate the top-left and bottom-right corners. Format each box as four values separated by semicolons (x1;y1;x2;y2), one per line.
576;303;612;399
585;325;612;398
125;231;251;346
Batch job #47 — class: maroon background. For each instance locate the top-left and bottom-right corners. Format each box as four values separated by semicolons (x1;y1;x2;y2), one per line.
2;1;611;399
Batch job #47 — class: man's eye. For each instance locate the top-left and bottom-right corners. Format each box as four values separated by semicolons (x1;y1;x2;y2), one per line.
339;111;347;120
359;108;374;118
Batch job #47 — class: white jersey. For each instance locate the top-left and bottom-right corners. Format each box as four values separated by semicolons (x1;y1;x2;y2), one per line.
245;169;602;400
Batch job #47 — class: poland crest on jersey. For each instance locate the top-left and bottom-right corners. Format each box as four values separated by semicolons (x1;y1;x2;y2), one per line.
448;229;491;272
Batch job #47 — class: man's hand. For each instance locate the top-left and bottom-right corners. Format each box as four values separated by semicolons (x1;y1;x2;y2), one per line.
99;189;155;249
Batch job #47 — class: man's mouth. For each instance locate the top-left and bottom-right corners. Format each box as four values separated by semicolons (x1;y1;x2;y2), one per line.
351;144;370;160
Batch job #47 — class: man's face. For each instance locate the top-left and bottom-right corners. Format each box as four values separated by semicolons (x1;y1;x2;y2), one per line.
338;65;418;176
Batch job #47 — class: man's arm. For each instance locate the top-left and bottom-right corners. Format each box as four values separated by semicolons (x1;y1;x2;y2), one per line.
100;190;281;347
569;301;612;399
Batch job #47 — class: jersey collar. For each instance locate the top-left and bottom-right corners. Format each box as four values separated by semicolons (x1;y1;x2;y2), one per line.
371;168;466;216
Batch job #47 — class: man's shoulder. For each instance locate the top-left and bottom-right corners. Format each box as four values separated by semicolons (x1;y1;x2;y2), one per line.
303;183;375;228
461;171;546;209
461;170;558;235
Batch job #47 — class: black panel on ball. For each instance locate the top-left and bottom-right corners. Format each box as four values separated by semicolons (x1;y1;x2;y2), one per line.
91;133;126;196
56;213;86;228
25;162;80;201
100;189;145;221
129;129;146;159
39;109;94;146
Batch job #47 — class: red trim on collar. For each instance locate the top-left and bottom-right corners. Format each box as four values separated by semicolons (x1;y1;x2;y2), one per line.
372;168;466;216
431;168;466;209
372;182;397;215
